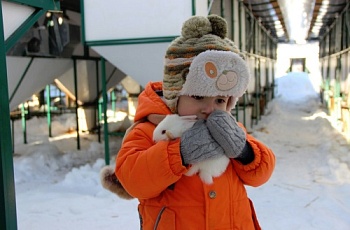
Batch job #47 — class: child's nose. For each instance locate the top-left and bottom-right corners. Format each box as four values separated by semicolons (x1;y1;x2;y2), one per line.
201;104;215;116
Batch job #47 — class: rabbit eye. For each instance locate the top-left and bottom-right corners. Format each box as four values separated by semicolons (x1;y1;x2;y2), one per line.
161;130;166;134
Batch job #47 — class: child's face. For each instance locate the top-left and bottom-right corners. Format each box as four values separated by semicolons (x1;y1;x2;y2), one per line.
177;95;229;119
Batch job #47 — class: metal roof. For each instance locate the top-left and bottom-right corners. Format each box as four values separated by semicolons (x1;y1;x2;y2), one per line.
242;0;349;43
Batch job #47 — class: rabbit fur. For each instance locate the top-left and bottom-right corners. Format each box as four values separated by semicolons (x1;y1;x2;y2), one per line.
153;114;230;184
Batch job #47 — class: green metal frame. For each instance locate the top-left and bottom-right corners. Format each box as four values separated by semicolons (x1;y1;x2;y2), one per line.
5;0;60;52
8;0;60;10
1;2;17;229
1;1;60;229
5;9;44;52
85;36;177;47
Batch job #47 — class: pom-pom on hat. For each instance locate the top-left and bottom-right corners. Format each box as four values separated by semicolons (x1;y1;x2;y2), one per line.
163;15;250;113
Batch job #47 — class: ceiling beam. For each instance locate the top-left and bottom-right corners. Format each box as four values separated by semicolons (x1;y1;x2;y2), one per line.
308;0;323;39
243;0;289;41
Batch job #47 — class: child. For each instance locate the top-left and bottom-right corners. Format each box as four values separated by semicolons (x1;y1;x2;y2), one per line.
102;15;275;230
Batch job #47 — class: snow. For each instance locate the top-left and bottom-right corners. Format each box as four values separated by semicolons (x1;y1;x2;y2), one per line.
12;72;350;229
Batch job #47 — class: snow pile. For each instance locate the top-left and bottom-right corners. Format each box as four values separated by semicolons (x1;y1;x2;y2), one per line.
12;72;350;229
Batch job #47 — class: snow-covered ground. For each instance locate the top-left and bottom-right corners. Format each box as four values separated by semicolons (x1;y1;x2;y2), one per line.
12;72;350;229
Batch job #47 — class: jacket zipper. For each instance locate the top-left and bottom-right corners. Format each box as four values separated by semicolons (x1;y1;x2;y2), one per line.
153;206;166;230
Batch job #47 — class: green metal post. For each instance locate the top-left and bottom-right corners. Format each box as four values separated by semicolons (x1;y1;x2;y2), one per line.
73;59;80;150
243;93;247;127
98;98;102;143
20;103;27;144
254;58;260;125
238;1;242;51
101;58;110;165
111;90;116;113
98;99;102;123
335;56;342;119
221;0;224;17
46;85;52;137
231;0;234;40
11;119;15;154
335;57;341;98
257;58;261;121
272;61;275;99
0;1;18;228
95;60;101;143
325;57;331;113
265;60;269;105
192;0;196;15
235;104;239;120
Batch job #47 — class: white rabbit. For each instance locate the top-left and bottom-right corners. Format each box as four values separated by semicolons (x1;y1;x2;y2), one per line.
184;155;229;184
153;114;230;184
153;114;197;142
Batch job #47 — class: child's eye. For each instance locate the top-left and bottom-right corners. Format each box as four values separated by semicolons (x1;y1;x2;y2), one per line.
216;98;226;104
191;95;204;100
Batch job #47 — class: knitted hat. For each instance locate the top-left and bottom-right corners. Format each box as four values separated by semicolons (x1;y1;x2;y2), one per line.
163;15;250;113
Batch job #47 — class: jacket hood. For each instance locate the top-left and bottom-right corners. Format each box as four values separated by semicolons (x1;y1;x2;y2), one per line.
134;82;172;122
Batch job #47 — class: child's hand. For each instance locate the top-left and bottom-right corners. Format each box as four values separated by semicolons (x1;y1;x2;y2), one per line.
206;110;246;158
180;119;224;165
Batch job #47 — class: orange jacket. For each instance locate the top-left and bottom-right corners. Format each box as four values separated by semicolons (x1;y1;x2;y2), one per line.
116;82;275;230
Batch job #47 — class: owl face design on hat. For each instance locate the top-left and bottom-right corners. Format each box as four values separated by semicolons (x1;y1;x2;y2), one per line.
179;50;250;98
162;15;250;113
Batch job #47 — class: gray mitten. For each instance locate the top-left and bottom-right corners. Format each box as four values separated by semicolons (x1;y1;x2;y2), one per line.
206;110;246;158
180;119;224;165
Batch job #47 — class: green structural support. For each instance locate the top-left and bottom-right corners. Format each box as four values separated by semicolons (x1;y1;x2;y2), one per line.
21;103;27;144
73;59;80;150
5;9;44;52
0;1;18;229
98;97;103;143
111;90;116;113
5;0;60;52
1;1;61;229
46;85;52;137
101;58;110;165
